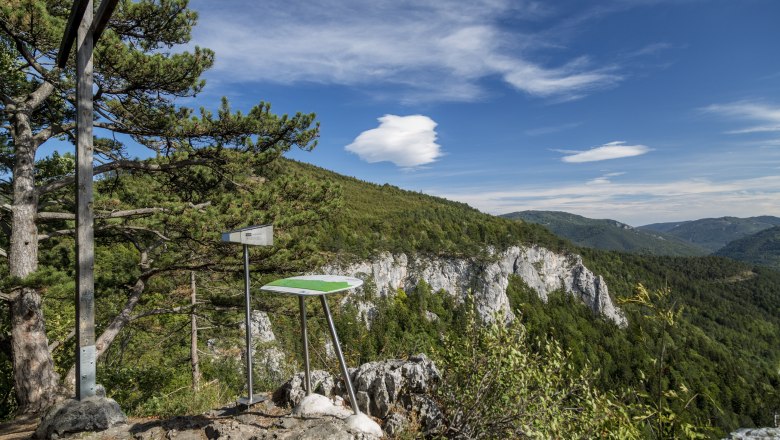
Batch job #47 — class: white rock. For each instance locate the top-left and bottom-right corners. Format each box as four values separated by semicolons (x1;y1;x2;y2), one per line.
292;394;352;419
345;413;384;437
323;245;627;326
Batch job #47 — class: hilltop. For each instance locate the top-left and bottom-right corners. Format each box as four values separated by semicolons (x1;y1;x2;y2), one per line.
716;226;780;270
501;210;707;256
639;216;780;252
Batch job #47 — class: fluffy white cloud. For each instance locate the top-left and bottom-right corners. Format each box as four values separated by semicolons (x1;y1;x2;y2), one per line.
559;141;650;163
345;115;442;167
189;0;620;102
703;101;780;133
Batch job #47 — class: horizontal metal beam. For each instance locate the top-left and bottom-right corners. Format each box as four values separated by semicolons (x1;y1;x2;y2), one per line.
57;0;89;68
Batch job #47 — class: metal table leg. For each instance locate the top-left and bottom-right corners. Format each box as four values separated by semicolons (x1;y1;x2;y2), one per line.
299;296;311;396
320;295;360;415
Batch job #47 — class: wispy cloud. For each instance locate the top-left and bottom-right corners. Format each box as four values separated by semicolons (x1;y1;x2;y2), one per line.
434;175;780;225
190;0;621;102
345;115;442;167
586;171;625;185
558;141;650;163
702;101;780;134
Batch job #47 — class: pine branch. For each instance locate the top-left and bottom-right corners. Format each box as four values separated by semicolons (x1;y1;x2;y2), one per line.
37;158;220;195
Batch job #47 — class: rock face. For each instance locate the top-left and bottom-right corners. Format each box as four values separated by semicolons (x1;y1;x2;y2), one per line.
34;396;127;439
229;310;289;382
724;428;780;439
274;354;442;435
325;245;626;326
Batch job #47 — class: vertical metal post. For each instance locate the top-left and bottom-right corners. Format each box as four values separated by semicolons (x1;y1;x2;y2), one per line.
299;296;311;395
320;295;360;414
243;244;254;403
75;0;96;401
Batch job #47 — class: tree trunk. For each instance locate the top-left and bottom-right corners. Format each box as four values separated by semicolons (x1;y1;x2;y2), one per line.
10;288;62;413
8;112;62;413
190;271;200;391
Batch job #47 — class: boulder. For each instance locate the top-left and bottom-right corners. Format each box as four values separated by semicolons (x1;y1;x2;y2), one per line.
34;396;127;439
274;354;442;435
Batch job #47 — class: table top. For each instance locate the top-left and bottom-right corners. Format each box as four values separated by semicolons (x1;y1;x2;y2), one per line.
260;275;363;296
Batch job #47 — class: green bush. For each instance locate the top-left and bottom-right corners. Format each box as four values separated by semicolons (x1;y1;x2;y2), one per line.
434;305;640;439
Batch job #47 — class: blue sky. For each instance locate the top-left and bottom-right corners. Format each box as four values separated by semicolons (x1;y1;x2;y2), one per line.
179;0;780;225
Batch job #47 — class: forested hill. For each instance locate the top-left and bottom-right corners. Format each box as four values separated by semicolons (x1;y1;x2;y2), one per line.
715;226;780;270
281;159;780;434
501;210;707;256
639;216;780;252
280;159;570;258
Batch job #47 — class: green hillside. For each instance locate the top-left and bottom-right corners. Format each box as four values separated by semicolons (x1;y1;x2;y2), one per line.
640;216;780;252
282;160;569;258
3;157;779;437
290;163;780;434
501;210;707;256
716;226;780;270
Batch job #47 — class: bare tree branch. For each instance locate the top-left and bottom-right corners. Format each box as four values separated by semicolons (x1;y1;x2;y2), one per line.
48;329;75;352
38;224;177;242
33;123;76;144
37;157;220;195
37;203;210;222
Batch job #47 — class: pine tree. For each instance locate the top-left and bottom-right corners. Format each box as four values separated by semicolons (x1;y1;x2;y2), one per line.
0;0;322;413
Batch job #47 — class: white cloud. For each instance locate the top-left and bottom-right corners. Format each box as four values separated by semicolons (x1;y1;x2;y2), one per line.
559;141;650;163
433;175;780;225
586;171;625;185
345;115;442;167
189;0;620;102
703;101;780;134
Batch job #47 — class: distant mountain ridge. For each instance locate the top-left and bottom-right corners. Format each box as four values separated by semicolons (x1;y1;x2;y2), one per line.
501;210;708;256
639;216;780;252
715;226;780;270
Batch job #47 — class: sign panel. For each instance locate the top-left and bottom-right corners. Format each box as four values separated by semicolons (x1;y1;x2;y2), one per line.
221;224;273;246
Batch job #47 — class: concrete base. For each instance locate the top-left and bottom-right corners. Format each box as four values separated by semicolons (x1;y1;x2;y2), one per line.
292;394;352;419
345;413;383;437
34;396;126;439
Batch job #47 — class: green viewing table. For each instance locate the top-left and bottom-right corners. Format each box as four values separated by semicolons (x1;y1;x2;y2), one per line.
261;275;363;415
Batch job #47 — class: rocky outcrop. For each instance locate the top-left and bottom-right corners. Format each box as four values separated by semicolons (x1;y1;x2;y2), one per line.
34;396;127;439
243;310;289;382
325;245;626;326
724;428;780;439
207;310;290;383
274;354;442;435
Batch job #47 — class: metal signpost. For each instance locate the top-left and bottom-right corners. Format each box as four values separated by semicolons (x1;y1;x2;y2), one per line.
57;0;119;401
221;225;273;406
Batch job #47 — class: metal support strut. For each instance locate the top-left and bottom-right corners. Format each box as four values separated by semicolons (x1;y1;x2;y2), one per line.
299;296;311;396
320;295;360;414
243;245;254;402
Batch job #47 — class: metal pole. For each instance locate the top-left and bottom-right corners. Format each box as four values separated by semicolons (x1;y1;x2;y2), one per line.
320;295;360;414
299;296;311;395
243;244;253;403
75;0;96;401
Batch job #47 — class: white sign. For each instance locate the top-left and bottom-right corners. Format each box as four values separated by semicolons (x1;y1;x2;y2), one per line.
221;224;273;246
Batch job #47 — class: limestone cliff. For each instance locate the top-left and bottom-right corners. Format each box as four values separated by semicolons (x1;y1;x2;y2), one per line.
324;245;627;327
